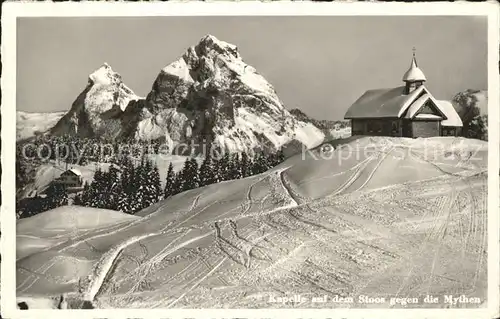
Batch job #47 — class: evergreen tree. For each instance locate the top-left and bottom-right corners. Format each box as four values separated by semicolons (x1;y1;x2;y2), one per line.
93;167;103;189
267;150;284;168
115;157;134;213
172;157;202;193
80;181;91;206
172;172;183;196
164;162;176;199
180;158;196;191
83;178;98;208
276;149;285;164
189;158;200;189
252;151;266;174
117;192;131;213
120;158;133;194
216;153;231;182
46;183;68;209
175;158;190;193
142;160;161;207
74;194;82;206
240;151;252;178
57;185;68;207
133;158;149;211
264;152;275;170
199;153;214;187
106;165;121;210
151;163;162;202
230;153;241;180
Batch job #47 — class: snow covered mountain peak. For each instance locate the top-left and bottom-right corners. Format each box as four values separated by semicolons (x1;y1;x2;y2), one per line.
50;64;141;139
157;34;277;106
47;36;324;153
125;36;325;153
88;63;122;86
159;34;243;84
195;34;241;60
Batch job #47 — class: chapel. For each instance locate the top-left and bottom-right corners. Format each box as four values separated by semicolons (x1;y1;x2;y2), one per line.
344;50;463;138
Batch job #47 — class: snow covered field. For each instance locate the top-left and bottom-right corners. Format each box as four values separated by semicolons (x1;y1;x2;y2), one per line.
16;136;488;309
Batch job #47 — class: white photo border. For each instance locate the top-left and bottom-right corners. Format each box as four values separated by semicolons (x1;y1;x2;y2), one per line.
1;1;499;319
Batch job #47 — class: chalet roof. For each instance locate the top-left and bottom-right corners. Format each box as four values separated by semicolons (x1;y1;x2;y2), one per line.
63;168;82;176
437;100;463;127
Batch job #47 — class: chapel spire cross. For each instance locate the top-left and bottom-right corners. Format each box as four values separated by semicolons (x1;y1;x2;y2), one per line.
411;47;418;67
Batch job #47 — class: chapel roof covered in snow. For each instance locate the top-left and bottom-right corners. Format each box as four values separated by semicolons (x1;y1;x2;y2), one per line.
437;100;463;127
402;56;427;82
344;84;462;127
345;85;421;119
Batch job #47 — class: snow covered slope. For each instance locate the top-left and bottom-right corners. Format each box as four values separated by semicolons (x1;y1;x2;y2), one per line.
16;111;66;141
119;35;325;153
50;63;141;140
17;206;140;260
16;137;488;308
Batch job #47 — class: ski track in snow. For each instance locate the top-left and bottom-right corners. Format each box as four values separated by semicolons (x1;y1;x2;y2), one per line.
116;228;192;289
391;186;455;301
17;260;58;293
297;154;373;187
275;166;299;207
81;167;298;303
54;196;189;255
166;257;228;308
84;226;213;302
353;145;394;192
331;155;376;196
84;233;158;301
278;167;300;206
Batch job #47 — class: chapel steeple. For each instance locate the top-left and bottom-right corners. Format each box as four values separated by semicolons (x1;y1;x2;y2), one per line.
402;48;426;94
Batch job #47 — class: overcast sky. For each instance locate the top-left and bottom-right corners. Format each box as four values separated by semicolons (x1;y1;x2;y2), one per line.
17;16;487;120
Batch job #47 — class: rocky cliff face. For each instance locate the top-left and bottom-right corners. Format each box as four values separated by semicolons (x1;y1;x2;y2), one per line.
50;63;141;140
48;35;325;154
120;35;324;153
